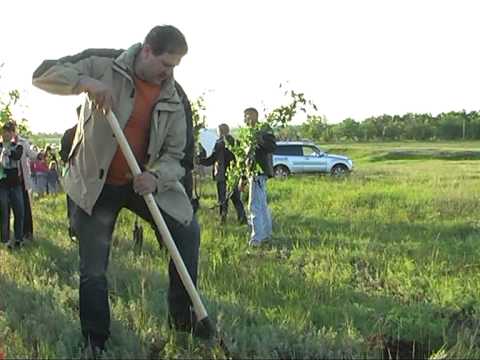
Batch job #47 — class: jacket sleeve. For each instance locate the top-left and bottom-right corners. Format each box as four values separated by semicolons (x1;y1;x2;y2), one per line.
199;142;218;166
257;131;277;153
32;55;111;95
24;141;38;160
216;139;226;170
175;82;194;172
147;108;187;193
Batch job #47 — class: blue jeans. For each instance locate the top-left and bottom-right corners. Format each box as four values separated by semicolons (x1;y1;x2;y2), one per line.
0;185;25;242
71;184;200;346
248;175;272;243
34;172;48;195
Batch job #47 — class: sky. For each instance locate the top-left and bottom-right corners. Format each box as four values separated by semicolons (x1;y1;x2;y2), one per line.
1;0;479;134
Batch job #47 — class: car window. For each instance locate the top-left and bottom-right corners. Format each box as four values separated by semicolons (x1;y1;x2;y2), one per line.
302;146;319;156
275;145;302;156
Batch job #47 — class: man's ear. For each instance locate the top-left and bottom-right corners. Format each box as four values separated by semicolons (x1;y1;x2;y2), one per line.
142;44;153;58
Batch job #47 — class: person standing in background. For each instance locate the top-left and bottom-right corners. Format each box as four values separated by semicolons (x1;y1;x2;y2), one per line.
31;152;49;197
15;127;37;240
243;107;277;246
199;123;247;225
47;161;61;194
0;122;25;248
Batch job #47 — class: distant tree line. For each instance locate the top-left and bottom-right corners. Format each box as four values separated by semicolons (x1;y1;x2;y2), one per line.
274;110;480;142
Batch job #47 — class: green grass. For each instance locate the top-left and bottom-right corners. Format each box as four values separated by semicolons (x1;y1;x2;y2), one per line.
324;140;480;163
1;141;480;359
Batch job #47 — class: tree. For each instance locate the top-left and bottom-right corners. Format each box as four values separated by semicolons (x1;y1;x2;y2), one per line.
299;115;328;142
466;111;480;140
228;88;317;191
190;95;207;142
334;118;361;141
436;112;463;140
275;125;301;141
359;117;378;141
0;66;31;136
0;89;20;125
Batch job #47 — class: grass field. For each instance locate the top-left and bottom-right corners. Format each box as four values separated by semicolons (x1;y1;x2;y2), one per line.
1;141;480;359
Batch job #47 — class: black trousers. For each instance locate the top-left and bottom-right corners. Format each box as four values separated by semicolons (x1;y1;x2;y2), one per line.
71;184;200;344
216;180;246;221
5;188;33;242
22;188;33;239
0;185;24;242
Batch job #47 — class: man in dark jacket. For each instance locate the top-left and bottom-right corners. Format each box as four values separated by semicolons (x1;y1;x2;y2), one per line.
244;107;276;246
199;124;247;224
59;109;79;241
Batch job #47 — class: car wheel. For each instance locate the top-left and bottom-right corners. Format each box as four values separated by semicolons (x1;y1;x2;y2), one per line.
330;164;349;177
274;165;290;178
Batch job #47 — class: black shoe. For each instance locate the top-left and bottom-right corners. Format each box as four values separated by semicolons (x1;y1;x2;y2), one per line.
6;240;21;250
80;343;104;360
81;335;106;360
24;233;33;241
193;318;216;340
168;313;216;341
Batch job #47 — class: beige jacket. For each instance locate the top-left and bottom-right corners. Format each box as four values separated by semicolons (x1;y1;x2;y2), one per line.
32;44;193;225
18;136;37;191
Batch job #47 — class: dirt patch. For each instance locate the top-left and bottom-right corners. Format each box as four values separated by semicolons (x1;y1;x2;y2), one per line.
370;150;480;162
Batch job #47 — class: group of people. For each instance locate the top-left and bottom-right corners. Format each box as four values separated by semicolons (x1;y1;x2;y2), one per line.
30;24;276;356
0;121;36;248
198;108;276;246
30;145;62;196
0;121;63;249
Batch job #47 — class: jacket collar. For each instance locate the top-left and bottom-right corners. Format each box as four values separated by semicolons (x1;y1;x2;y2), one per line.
113;43;180;104
0;140;16;147
15;135;26;143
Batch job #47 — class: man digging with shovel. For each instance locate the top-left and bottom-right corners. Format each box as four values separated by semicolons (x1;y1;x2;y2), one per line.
32;25;214;356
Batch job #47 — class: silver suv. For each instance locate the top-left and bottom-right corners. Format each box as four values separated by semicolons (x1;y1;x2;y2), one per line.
273;141;353;177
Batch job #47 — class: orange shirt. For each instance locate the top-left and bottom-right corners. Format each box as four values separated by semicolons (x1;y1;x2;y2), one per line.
106;77;162;185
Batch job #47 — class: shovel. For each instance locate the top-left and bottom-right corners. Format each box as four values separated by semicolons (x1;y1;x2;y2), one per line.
106;111;215;339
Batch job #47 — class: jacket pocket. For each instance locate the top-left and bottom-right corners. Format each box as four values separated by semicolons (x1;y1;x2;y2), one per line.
155;102;180;113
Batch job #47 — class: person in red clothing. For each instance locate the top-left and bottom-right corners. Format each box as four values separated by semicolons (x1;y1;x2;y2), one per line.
105;76;162;185
31;152;49;197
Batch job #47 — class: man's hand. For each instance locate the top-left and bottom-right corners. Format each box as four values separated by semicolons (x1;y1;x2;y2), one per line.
77;78;114;112
133;171;157;196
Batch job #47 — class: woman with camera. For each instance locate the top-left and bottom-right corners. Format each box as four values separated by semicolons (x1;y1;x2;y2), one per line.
0;121;25;248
